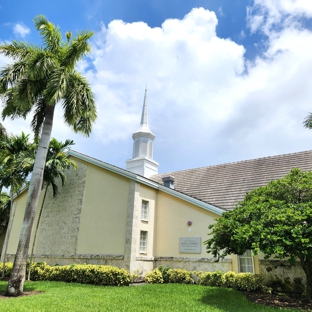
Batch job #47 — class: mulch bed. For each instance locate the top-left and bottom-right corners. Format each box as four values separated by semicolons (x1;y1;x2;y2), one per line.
244;291;312;311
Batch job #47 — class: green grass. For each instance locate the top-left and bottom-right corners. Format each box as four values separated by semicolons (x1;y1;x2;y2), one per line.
0;281;301;312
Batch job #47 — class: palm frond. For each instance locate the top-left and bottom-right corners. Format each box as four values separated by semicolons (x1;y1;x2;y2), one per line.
44;68;68;104
63;71;96;136
0;123;7;138
33;15;61;54
31;97;46;139
61;31;93;70
0;41;33;60
303;113;312;129
0;60;27;93
2;88;31;119
27;49;57;81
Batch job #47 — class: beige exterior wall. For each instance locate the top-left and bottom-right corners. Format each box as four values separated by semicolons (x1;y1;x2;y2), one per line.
150;191;233;273
7;190;44;255
76;161;130;255
154;191;219;258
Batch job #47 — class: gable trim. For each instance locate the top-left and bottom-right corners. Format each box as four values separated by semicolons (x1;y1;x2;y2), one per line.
68;150;223;216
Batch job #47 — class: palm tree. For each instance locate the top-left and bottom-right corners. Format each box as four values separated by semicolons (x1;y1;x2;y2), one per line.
0;15;96;296
26;138;77;280
0;133;34;278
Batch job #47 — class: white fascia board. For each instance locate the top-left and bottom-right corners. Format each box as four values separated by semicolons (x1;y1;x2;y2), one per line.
68;150;224;216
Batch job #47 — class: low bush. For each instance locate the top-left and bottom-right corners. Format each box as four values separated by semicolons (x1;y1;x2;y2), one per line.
157;266;171;283
145;268;163;284
199;271;223;287
222;271;236;288
198;270;263;291
0;262;13;277
232;273;264;291
168;269;194;284
145;267;264;291
28;262;131;286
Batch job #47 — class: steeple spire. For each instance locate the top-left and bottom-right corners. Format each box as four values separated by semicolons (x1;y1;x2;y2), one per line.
138;88;151;132
126;88;159;178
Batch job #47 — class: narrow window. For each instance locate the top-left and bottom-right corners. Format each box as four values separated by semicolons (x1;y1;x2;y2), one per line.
141;200;149;221
238;250;254;273
140;231;148;253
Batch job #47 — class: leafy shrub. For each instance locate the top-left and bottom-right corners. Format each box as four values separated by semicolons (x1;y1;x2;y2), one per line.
145;268;163;284
222;271;236;288
199;271;223;287
197;270;263;291
168;269;194;284
157;266;171;283
232;273;264;291
0;262;13;277
28;262;131;286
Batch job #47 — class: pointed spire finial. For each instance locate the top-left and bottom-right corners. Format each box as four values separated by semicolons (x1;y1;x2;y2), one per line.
139;87;151;132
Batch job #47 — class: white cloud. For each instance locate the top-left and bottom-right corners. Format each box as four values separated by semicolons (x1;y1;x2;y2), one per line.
247;0;312;35
218;7;225;17
2;5;312;173
13;23;30;38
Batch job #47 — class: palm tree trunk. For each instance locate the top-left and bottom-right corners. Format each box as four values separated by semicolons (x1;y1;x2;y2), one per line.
27;184;49;281
1;185;15;278
6;104;55;296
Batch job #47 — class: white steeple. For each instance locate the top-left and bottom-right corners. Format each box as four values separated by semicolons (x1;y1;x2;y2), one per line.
126;89;159;177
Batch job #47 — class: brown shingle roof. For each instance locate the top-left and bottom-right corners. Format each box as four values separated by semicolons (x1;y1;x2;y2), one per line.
150;150;312;211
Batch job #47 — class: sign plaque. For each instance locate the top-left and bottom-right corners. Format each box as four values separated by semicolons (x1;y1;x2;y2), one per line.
179;237;201;253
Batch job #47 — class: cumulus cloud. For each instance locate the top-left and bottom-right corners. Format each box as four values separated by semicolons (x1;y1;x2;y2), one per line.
13;23;30;38
2;4;312;173
247;0;312;35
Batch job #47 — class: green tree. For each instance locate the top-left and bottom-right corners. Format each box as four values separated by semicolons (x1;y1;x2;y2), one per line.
0;192;10;238
0;132;34;278
0;15;96;296
26;138;77;280
0;123;7;138
204;168;312;302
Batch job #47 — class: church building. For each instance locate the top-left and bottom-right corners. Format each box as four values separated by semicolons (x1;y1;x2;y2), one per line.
4;90;311;284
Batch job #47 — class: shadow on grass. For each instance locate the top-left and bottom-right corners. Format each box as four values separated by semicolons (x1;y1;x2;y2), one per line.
199;287;270;312
0;280;38;294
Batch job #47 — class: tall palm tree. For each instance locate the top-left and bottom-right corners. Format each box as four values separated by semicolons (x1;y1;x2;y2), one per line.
0;15;96;296
26;138;77;280
0;133;34;278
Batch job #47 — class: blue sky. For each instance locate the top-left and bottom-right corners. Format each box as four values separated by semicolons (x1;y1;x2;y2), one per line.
1;1;312;174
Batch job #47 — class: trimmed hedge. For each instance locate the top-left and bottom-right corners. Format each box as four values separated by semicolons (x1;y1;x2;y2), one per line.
29;262;131;286
1;262;131;286
0;262;13;277
146;267;264;292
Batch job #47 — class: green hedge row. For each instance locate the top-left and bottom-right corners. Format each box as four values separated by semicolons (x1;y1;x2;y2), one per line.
0;262;131;286
146;267;264;292
1;262;263;291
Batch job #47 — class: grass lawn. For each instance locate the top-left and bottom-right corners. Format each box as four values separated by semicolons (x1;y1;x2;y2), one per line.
0;281;302;312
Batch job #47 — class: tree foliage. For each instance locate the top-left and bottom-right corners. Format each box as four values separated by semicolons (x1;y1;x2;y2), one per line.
204;168;312;301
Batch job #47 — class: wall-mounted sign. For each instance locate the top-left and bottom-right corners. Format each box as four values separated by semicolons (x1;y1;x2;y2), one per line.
179;237;201;253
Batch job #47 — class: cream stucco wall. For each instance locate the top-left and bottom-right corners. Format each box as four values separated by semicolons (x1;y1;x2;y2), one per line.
76;161;130;255
154;191;221;258
7;189;44;255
